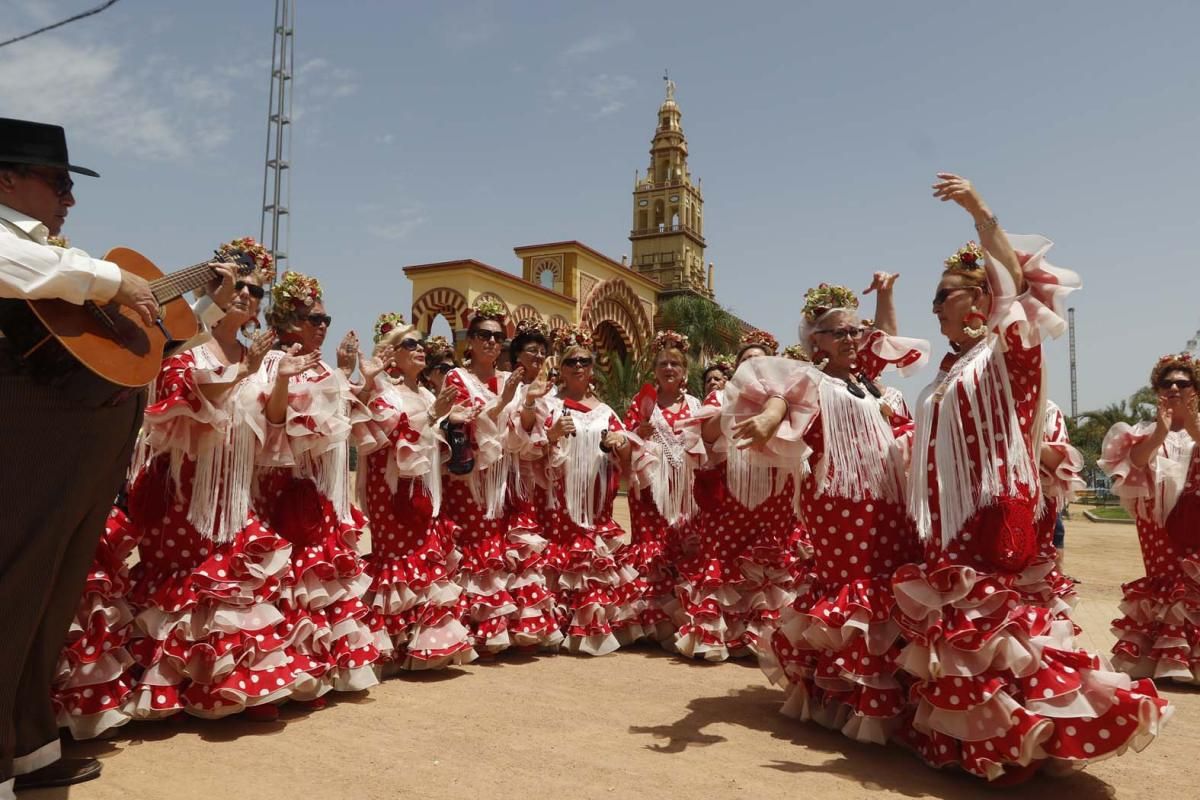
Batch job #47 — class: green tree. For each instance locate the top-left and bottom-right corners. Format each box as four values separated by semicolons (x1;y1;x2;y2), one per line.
595;353;648;416
656;294;740;361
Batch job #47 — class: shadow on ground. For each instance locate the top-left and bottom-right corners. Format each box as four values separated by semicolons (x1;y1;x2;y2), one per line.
628;683;1119;800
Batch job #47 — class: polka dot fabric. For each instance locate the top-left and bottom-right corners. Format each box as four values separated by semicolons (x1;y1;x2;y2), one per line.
51;508;138;738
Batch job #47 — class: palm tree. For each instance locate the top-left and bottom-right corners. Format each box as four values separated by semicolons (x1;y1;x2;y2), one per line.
595;353;648;416
656;294;740;361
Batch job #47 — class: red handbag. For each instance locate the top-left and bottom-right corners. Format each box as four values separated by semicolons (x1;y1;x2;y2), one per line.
975;496;1038;573
270;477;326;547
1166;493;1200;550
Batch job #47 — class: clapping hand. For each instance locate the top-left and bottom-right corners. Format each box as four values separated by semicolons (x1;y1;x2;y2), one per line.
432;385;459;419
244;330;275;375
526;357;554;401
276;343;321;380
550;413;576;442
336;331;359;378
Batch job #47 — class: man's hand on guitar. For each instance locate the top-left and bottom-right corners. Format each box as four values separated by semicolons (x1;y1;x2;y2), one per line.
207;262;239;311
113;270;159;326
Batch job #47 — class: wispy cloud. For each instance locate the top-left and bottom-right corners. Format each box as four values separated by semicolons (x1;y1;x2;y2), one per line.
364;204;429;241
585;73;636;117
562;29;633;60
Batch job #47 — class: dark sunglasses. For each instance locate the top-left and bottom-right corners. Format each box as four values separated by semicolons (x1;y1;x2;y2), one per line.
234;280;266;299
396;337;425;351
427;362;454;374
29;168;74;197
932;286;976;306
1158;379;1195;390
562;356;593;368
815;327;866;341
304;313;332;327
471;330;506;343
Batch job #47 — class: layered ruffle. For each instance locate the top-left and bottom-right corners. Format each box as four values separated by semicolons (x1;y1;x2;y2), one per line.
986;234;1082;350
443;478;518;654
613;490;680;646
892;553;1172;781
52;508;138;739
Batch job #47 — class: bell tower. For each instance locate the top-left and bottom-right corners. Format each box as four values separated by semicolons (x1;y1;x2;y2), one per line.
630;79;711;298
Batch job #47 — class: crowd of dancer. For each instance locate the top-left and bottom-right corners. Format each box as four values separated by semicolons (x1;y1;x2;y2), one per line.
4;129;1193;792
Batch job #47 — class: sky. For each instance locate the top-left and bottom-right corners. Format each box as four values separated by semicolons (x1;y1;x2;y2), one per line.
2;0;1197;410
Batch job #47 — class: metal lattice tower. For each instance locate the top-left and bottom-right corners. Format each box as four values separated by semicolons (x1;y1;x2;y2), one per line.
260;0;294;287
1068;306;1078;418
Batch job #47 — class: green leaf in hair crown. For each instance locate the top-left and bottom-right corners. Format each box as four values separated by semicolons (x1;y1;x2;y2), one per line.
740;329;779;355
1150;352;1198;387
782;344;811;362
271;271;323;316
373;311;407;343
216;236;276;283
652;329;689;354
943;241;985;272
802;283;859;322
472;298;508;321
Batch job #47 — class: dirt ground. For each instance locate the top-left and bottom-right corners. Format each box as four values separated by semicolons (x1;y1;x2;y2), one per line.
29;506;1198;800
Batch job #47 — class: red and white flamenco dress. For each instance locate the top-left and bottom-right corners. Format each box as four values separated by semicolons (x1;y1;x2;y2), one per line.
618;395;706;646
756;332;929;743
1038;400;1085;610
51;508;138;738
243;349;388;695
893;236;1170;780
1100;420;1200;682
357;375;476;670
537;397;639;655
124;347;323;720
668;382;802;661
499;381;565;650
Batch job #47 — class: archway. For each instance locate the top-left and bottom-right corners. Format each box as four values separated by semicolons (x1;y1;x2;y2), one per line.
579;279;654;360
412;287;469;336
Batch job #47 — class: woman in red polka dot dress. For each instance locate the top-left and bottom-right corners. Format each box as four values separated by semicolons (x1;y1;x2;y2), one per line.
123;250;330;723
748;276;929;744
51;506;138;738
676;331;801;661
243;271;387;701
496;319;566;652
355;313;477;671
441;301;558;654
619;331;709;647
891;174;1170;781
1100;352;1200;683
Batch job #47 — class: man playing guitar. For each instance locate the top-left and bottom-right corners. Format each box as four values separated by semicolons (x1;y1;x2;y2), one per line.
0;117;237;796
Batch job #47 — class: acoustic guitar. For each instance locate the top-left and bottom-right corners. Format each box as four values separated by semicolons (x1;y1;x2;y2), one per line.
0;247;253;388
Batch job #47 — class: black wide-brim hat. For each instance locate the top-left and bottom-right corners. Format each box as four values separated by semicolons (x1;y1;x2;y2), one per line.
0;117;99;177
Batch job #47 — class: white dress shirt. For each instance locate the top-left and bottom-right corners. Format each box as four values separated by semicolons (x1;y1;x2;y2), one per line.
0;202;223;355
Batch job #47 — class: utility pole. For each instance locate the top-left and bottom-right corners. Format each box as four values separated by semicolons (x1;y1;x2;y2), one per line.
260;0;295;288
1068;306;1078;419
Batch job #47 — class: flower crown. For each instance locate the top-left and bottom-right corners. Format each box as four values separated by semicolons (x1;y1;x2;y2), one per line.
46;235;69;248
801;283;859;322
471;298;507;322
268;271;322;328
652;329;689;354
551;324;594;353
515;317;549;338
1150;352;1198;387
216;236;276;283
740;329;779;355
424;335;454;361
707;353;735;374
943;241;985;272
373;311;407;344
782;343;811;362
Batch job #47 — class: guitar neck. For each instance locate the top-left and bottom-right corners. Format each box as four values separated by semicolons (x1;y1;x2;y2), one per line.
150;262;215;304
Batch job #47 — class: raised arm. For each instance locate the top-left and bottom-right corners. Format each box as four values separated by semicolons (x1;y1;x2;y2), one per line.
933;172;1025;295
863;271;899;336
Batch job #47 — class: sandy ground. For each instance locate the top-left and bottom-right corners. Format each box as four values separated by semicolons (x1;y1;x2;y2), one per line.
28;506;1198;800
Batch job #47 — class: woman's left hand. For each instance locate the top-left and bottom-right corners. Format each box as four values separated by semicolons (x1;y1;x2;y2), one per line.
336;331;359;377
932;172;985;216
863;271;899;295
731;410;783;449
359;345;393;387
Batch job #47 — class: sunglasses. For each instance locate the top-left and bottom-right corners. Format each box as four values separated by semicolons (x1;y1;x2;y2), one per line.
562;357;593;368
29;168;74;198
815;327;866;340
396;337;425;351
1158;379;1195;390
427;362;454;374
304;313;332;327
471;330;506;343
932;287;975;306
519;347;548;358
235;280;266;300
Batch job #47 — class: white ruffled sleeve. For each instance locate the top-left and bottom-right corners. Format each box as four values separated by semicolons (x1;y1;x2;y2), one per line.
857;331;930;380
719;356;820;467
143;351;230;455
986;234;1081;350
1040;403;1085;507
1098;421;1163;518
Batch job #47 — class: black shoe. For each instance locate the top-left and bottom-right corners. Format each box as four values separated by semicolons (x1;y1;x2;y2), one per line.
14;757;102;789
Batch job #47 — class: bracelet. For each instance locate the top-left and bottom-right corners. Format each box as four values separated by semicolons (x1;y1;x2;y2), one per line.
974;215;999;233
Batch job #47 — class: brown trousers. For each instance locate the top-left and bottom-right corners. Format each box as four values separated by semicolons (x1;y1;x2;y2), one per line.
0;366;143;782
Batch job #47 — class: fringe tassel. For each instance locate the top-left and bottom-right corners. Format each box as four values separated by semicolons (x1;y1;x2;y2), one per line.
563;409;609;529
814;379;905;505
469;453;510;520
725;443;775;511
646;401;698;525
